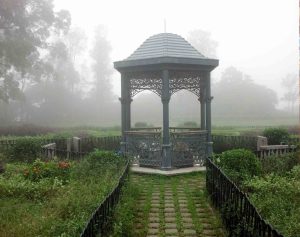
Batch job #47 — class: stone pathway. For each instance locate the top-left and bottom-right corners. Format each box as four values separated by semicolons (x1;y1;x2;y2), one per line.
131;172;225;237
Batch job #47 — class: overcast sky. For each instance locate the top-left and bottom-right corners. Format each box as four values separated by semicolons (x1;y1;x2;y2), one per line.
54;0;298;103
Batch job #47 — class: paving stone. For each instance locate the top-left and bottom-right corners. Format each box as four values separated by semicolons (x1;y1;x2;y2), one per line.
178;200;187;203
202;223;213;229
165;223;177;228
149;216;160;223
165;217;176;223
199;218;212;224
148;222;160;228
164;207;175;213
165;228;178;234
181;212;192;218
180;207;189;213
149;213;159;218
148;228;159;234
181;222;194;228
150;207;159;213
202;229;216;235
165;203;175;208
164;212;176;217
183;229;197;235
181;217;193;223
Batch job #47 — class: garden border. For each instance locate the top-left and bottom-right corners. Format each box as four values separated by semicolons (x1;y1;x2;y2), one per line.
206;157;284;237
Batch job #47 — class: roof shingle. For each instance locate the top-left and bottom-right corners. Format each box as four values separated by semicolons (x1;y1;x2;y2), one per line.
126;33;205;61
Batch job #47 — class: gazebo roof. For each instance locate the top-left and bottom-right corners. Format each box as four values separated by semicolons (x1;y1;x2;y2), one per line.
114;33;218;71
126;33;205;60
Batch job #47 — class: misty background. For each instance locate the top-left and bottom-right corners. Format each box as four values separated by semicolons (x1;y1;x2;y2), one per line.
0;0;298;128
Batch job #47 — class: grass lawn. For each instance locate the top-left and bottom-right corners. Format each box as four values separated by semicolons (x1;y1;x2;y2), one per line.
0;151;126;237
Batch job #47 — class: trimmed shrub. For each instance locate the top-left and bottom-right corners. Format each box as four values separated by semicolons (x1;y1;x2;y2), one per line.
8;138;42;162
216;148;261;184
23;159;71;183
262;127;290;145
134;122;148;128
183;121;198;127
260;152;299;175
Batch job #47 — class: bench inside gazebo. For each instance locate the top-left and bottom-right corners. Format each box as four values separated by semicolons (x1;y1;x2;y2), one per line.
114;33;218;170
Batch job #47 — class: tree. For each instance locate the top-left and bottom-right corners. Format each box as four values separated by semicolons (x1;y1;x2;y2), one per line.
0;0;71;103
90;25;113;102
281;74;298;113
213;67;278;119
187;29;218;58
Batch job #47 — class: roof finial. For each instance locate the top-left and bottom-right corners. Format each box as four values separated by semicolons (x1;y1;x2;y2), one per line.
164;18;166;33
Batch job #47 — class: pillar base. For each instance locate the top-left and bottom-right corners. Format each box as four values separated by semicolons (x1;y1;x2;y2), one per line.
161;143;171;169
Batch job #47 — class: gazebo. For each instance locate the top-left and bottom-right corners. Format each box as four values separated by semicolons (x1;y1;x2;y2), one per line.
114;33;218;170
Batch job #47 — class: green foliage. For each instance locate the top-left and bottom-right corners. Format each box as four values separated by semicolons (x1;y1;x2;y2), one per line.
0;0;71;102
23;159;71;183
260;152;299;175
0;151;127;236
134;122;148;128
212;135;257;154
216;149;261;184
8;138;42;162
111;176;141;237
244;168;300;237
183;121;198;127
262;127;290;145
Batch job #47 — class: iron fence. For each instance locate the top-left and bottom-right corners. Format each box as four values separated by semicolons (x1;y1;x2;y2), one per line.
80;161;129;237
206;158;284;237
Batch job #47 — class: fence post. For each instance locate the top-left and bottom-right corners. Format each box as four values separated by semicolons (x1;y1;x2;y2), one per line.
67;138;72;159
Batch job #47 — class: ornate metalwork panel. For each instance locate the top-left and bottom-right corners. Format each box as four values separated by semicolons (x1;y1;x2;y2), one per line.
125;71;163;97
169;70;204;97
171;131;208;167
125;131;162;168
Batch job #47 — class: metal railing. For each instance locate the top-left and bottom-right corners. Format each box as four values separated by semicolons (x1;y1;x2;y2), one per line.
206;158;284;237
256;146;297;159
80;160;129;237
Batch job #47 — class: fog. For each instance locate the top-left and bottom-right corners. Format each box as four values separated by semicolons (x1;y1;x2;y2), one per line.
0;0;298;127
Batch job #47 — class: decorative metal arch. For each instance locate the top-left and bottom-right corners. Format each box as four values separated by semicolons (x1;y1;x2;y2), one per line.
125;71;163;98
169;70;205;97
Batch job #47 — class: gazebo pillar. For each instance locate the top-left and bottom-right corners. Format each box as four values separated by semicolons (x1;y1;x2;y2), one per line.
205;72;213;157
161;69;171;170
120;74;131;153
199;80;206;130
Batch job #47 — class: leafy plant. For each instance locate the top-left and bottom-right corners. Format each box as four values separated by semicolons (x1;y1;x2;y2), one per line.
134;122;148;128
260;152;299;175
262;127;290;145
8;138;42;162
23;159;71;183
183;121;198;127
244;169;300;237
217;149;261;184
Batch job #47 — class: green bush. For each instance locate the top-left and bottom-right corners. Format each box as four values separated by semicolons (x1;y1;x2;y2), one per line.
134;122;148;128
260;152;299;175
262;127;290;145
72;150;124;178
8;138;42;162
0;173;62;200
244;169;300;237
183;121;198;127
216;149;261;184
23;159;71;183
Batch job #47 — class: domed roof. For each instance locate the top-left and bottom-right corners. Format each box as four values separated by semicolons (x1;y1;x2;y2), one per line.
126;33;205;61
